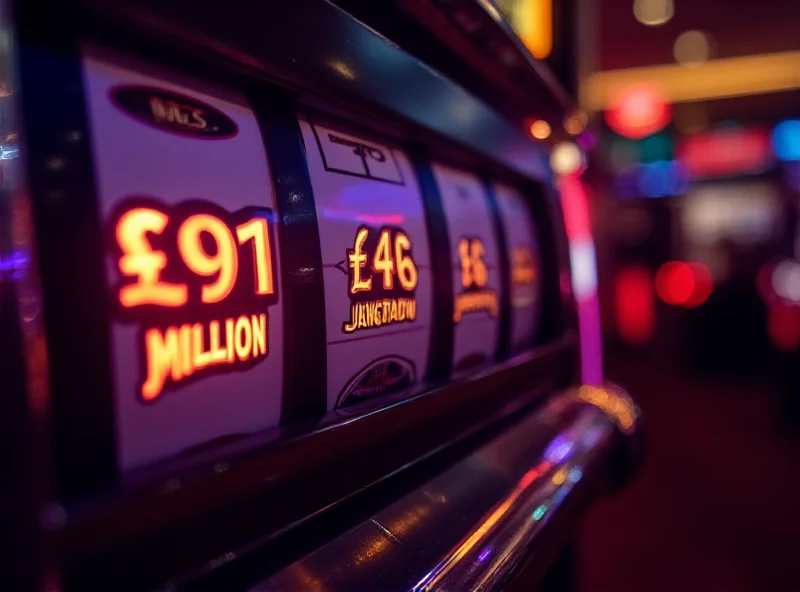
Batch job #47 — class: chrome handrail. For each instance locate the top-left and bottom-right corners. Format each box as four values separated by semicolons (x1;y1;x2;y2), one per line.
253;384;641;592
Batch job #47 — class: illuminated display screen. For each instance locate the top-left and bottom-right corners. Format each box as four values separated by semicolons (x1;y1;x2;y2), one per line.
432;163;502;371
298;114;433;410
84;47;284;469
494;183;542;351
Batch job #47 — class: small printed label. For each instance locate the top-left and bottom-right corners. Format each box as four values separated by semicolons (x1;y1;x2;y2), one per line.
311;122;404;184
111;86;239;139
336;356;416;409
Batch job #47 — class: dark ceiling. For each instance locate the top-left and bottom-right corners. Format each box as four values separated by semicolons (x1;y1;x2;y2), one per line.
597;0;800;71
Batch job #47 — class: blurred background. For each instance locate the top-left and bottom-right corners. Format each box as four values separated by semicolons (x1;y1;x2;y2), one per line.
497;0;800;589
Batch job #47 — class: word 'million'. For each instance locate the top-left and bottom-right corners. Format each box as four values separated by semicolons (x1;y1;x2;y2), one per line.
142;314;267;401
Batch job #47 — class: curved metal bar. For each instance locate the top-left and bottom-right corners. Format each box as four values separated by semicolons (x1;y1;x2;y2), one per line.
253;384;640;592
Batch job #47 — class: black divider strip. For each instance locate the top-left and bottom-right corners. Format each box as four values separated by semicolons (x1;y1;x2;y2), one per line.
251;91;328;423
409;145;454;382
530;180;570;343
16;1;118;498
483;179;512;362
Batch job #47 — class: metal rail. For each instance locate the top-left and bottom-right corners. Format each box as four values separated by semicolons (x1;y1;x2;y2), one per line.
253;384;641;592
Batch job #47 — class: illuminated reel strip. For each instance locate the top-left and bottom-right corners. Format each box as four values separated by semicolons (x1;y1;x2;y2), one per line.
111;200;277;401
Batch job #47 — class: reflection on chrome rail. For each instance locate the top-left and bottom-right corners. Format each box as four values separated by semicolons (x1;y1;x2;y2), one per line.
255;384;641;592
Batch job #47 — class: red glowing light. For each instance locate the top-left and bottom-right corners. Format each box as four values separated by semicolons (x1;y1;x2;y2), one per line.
559;174;592;241
614;265;654;345
604;85;671;140
655;261;713;308
677;127;772;179
768;306;800;350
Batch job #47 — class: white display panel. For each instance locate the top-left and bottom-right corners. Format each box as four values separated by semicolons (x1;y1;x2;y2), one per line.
432;163;502;371
298;114;433;409
493;183;541;351
83;47;284;470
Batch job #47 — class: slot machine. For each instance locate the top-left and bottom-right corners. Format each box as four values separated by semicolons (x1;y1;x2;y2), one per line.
0;0;644;590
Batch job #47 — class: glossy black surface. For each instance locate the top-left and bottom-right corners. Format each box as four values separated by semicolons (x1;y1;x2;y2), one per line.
239;387;629;591
16;0;117;498
410;143;455;382
62;342;575;589
82;0;551;182
332;0;574;126
252;89;328;424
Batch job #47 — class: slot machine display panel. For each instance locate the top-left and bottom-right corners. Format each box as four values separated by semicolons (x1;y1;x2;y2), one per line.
82;46;285;470
2;2;587;586
432;163;504;371
494;182;543;352
297;114;433;410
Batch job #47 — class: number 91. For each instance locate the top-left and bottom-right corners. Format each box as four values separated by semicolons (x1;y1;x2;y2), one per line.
116;207;274;308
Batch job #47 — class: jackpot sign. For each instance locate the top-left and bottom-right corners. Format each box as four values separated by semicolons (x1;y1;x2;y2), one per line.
342;226;419;333
110;199;278;401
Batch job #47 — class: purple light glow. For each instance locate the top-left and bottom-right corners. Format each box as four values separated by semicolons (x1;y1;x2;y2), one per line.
544;434;576;464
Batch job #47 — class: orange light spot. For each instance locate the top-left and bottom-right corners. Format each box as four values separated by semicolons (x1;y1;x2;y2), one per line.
116;208;188;308
178;213;238;304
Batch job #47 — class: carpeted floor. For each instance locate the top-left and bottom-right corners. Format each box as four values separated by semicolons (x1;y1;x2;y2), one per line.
579;356;800;592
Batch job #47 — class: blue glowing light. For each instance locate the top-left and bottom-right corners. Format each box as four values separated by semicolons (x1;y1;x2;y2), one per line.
772;120;800;162
636;160;690;198
553;487;569;504
532;505;548;521
567;467;583;484
477;547;492;563
614;160;690;199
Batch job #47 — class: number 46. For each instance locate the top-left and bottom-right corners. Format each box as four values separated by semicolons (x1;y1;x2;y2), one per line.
350;228;418;293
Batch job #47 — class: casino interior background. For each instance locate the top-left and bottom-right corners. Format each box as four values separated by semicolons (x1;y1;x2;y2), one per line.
504;0;800;589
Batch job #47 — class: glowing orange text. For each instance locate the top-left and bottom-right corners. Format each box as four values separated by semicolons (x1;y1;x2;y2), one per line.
142;314;267;401
343;226;419;334
454;237;498;322
117;208;188;307
116;208;274;308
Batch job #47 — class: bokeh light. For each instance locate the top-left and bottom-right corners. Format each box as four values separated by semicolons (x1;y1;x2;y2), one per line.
673;31;713;68
530;119;552;140
633;0;674;26
656;261;713;308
